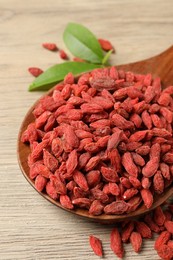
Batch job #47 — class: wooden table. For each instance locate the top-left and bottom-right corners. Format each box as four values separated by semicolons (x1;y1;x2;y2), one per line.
0;0;173;259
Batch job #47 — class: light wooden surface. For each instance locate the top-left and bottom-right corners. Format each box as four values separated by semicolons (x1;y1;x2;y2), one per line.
0;0;173;259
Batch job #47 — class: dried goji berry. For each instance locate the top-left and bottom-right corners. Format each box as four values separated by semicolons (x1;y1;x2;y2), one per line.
98;38;115;52
130;232;142;253
89;235;103;257
110;228;124;258
121;221;134;242
136;221;152;238
28;67;43;77
157;244;173;260
154;231;171;250
42;42;58;51
59;49;68;60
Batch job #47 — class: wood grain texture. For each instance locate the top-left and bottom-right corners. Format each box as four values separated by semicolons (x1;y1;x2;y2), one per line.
0;0;173;259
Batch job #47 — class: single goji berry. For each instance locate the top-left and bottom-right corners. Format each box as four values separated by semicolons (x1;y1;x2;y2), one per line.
28;67;43;77
42;42;58;51
98;38;115;52
59;49;68;60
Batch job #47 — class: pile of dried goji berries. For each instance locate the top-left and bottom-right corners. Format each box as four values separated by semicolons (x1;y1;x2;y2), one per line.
90;203;173;259
21;66;173;259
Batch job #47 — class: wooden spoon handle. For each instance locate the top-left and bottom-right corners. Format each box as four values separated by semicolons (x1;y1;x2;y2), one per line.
155;45;173;87
117;45;173;87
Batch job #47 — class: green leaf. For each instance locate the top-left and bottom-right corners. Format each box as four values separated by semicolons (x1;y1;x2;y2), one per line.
63;23;104;64
28;62;102;91
102;49;113;65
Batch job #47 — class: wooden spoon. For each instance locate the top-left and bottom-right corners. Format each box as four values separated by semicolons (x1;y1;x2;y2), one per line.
17;45;173;224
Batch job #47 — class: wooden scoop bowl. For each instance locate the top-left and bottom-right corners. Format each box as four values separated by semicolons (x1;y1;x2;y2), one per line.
17;45;173;224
